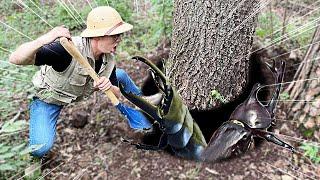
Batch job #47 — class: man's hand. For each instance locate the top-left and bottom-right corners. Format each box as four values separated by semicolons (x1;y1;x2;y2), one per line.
94;76;112;91
94;76;121;98
37;26;71;46
9;25;71;65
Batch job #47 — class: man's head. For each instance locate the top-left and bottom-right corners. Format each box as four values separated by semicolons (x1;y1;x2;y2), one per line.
81;6;132;55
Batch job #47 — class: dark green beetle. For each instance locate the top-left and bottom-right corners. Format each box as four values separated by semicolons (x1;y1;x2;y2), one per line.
120;56;294;162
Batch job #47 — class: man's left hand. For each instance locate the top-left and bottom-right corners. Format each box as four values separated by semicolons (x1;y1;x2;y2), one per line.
94;76;121;98
94;76;112;91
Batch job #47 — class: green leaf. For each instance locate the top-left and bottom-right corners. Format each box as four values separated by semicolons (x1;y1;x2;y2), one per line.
11;143;26;152
302;128;314;138
280;92;290;100
0;120;27;134
17;160;27;166
211;90;228;103
0;145;10;154
0;152;15;159
299;143;320;164
0;163;16;171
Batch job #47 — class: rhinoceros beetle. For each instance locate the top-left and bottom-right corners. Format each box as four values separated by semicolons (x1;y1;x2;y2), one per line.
120;56;294;162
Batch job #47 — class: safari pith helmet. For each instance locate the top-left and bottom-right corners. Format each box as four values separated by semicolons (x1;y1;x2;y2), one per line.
81;6;133;37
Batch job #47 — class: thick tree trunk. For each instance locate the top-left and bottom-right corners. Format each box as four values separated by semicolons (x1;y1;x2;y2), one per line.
166;0;258;110
286;25;320;138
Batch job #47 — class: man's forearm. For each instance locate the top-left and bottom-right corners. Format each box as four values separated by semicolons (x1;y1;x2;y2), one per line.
9;39;45;65
9;26;71;66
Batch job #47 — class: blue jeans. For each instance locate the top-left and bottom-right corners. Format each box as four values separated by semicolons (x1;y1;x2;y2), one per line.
29;68;142;157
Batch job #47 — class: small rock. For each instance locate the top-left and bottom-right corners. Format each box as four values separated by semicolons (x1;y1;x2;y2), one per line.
289;51;297;59
64;128;75;135
303;104;310;113
178;173;186;179
316;166;320;176
312;99;320;108
299;113;306;124
304;119;315;129
81;172;91;180
317;116;320;126
66;147;73;153
205;167;219;175
314;130;320;141
71;111;89;128
249;163;256;169
280;123;290;132
93;171;108;180
233;175;243;180
281;175;293;180
316;68;320;76
309;107;320;117
305;95;312;101
274;160;285;167
269;174;280;180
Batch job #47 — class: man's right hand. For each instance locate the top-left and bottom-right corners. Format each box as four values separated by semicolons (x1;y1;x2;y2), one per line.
9;26;71;65
37;26;71;46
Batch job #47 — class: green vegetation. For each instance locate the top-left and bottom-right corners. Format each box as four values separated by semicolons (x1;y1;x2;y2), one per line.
211;90;228;104
299;123;317;138
256;10;317;51
279;92;290;100
0;117;43;177
299;143;320;164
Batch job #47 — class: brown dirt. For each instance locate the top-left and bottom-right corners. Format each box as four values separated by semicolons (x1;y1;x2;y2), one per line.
35;58;320;180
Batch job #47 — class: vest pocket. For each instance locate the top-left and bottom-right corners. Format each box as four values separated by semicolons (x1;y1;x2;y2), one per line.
69;67;88;86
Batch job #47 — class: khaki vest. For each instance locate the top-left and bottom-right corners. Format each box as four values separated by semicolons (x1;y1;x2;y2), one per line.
32;36;115;106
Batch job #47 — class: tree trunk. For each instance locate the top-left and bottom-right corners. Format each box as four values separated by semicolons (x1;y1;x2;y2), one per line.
285;25;320;138
166;0;259;110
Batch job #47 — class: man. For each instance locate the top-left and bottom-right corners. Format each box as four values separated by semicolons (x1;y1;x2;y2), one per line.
9;6;156;158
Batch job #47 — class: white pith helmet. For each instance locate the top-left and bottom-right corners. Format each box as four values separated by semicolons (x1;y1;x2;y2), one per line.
81;6;133;37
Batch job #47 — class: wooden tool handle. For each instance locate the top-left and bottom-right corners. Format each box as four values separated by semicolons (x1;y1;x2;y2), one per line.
60;37;119;105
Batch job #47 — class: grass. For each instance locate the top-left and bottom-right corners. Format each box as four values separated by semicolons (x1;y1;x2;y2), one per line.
256;10;316;51
300;143;320;164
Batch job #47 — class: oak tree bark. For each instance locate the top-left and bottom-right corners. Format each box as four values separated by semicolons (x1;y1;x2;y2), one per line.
166;0;259;110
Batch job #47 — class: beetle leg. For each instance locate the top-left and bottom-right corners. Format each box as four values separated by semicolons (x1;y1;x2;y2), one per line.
251;129;295;152
121;134;168;151
149;68;166;93
132;56;169;88
131;56;174;118
265;60;286;118
119;83;161;123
